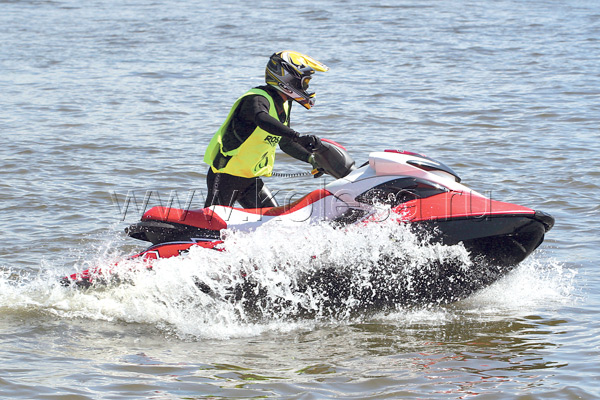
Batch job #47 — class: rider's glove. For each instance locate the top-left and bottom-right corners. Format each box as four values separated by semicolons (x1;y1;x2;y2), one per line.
295;135;323;152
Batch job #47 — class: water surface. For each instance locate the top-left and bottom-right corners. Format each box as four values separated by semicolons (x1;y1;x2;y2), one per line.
1;0;599;398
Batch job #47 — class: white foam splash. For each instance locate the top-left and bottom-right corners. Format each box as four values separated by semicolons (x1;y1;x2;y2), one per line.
457;252;579;313
0;221;576;340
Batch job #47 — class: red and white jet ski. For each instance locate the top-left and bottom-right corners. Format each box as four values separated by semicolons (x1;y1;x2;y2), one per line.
62;140;554;305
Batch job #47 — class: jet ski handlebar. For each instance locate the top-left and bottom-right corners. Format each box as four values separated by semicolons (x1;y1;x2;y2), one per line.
312;139;356;179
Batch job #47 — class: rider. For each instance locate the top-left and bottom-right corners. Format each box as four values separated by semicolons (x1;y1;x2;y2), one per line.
203;50;329;208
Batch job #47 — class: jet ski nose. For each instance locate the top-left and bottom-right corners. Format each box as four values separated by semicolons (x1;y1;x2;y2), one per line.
534;210;555;232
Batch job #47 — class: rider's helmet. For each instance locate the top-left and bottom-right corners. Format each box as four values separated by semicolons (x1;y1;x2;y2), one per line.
265;50;329;109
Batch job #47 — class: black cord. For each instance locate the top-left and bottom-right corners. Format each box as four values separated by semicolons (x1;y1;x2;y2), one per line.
270;171;313;178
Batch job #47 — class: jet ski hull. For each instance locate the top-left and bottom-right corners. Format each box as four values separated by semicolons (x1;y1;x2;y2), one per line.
61;147;555;310
419;210;553;267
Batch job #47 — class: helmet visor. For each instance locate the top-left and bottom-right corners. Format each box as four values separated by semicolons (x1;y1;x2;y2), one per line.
284;51;329;72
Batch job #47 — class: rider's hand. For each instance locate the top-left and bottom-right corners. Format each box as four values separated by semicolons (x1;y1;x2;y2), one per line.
296;135;322;152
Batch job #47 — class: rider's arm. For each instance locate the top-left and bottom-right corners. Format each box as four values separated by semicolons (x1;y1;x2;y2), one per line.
239;95;300;140
238;95;311;162
279;136;311;162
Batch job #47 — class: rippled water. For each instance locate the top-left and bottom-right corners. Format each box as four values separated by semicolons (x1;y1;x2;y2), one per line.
1;0;599;398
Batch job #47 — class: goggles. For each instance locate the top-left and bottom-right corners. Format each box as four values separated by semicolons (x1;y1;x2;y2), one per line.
301;76;311;91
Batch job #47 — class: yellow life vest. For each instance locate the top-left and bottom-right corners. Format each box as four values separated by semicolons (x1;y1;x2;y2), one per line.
203;88;289;178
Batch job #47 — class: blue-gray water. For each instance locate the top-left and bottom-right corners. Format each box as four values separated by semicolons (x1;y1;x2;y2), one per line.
1;0;599;398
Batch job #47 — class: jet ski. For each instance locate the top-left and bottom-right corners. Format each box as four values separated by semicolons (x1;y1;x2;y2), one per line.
61;140;554;307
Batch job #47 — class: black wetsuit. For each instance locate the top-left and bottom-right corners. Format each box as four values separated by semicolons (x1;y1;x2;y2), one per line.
205;85;312;208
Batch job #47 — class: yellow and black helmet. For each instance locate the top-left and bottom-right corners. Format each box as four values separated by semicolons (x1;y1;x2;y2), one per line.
265;50;329;109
